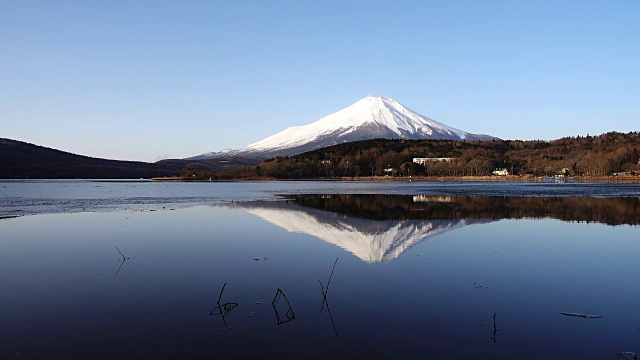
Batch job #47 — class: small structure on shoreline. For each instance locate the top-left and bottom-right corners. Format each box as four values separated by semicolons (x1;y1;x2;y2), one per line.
412;157;455;165
492;168;509;176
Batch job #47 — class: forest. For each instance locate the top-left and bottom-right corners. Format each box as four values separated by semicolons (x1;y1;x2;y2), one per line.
203;131;640;179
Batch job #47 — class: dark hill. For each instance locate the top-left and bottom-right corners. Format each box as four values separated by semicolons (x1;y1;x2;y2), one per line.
0;138;264;179
0;138;182;179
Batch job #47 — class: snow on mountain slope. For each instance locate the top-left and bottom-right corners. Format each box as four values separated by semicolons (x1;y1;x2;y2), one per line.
244;97;475;152
190;96;498;159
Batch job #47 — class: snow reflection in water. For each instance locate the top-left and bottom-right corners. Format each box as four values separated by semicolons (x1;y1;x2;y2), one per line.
225;194;640;262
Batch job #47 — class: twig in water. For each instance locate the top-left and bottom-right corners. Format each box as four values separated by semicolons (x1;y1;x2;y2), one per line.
491;313;500;343
217;283;227;304
210;282;238;326
114;246;129;277
114;259;126;277
318;257;339;337
319;257;338;313
115;246;129;261
561;312;603;319
326;257;338;289
272;288;295;325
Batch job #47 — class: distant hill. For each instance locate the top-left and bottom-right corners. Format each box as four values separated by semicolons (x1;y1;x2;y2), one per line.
0;138;264;179
0;138;179;179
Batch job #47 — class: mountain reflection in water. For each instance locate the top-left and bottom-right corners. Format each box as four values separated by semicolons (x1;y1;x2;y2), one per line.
225;194;640;263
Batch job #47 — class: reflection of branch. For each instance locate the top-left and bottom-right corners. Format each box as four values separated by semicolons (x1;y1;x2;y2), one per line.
114;246;129;277
319;257;339;337
561;312;603;319
319;257;338;313
323;297;339;337
272;288;295;325
210;282;238;326
491;313;500;343
114;258;127;277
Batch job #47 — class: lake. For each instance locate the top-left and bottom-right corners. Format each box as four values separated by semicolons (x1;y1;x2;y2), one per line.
1;180;639;359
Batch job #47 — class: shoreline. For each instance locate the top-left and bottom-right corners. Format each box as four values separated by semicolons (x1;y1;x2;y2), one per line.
149;175;640;183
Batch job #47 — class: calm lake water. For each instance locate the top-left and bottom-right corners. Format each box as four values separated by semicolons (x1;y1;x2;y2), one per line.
1;180;640;359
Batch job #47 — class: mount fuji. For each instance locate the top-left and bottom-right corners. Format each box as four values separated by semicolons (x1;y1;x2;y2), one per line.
191;96;498;159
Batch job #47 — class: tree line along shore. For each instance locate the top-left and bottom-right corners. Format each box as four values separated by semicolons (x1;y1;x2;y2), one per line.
178;131;640;181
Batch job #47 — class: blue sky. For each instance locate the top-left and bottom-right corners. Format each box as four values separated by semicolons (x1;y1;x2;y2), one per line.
2;1;639;161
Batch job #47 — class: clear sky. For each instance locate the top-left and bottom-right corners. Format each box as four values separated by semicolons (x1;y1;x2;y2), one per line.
2;1;639;161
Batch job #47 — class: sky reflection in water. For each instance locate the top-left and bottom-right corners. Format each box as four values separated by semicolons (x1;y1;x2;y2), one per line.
1;188;639;359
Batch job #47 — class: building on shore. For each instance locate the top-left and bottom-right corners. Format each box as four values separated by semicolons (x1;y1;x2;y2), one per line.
492;168;509;176
412;157;455;165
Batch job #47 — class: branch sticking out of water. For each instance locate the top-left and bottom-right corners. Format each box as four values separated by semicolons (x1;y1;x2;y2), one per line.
114;246;129;277
561;312;603;319
318;257;340;337
210;282;238;316
319;257;339;312
491;313;500;343
326;257;338;290
217;282;228;304
115;246;129;261
272;288;295;325
210;282;238;326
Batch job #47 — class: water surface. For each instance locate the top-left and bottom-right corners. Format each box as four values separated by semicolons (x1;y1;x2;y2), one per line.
1;181;639;359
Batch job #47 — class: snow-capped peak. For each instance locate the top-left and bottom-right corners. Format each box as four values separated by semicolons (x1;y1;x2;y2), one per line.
319;96;468;139
240;96;493;154
189;96;497;159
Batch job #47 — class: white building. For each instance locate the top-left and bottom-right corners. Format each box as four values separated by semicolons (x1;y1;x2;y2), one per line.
492;168;509;176
412;157;455;165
